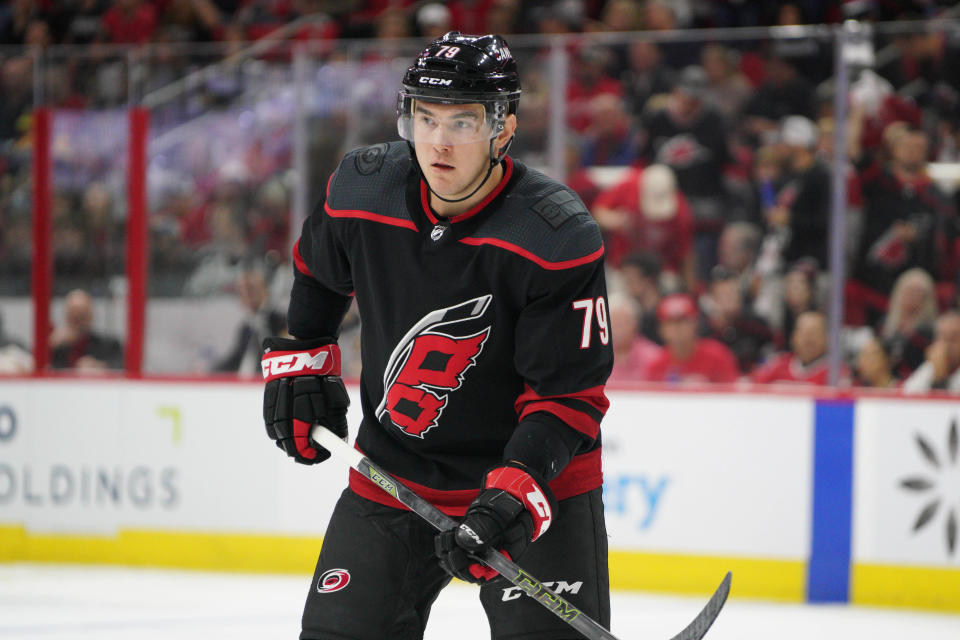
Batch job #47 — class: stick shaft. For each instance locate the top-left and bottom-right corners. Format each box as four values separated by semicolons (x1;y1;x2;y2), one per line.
312;425;619;639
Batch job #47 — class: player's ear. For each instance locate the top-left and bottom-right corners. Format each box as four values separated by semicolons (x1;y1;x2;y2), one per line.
494;114;517;155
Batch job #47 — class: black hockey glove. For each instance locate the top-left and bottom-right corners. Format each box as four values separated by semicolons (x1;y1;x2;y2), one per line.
435;463;557;583
261;336;349;464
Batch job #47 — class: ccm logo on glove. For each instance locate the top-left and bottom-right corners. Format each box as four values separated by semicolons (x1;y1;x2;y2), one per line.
261;336;349;465
262;344;340;380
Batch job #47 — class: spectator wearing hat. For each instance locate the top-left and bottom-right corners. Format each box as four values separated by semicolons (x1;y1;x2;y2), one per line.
607;294;663;383
593;164;695;290
751;310;847;385
639;65;733;282
415;3;451;39
762;115;831;271
646;294;740;384
700;267;774;374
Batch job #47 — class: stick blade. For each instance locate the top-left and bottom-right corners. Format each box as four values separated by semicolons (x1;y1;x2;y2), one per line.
668;572;731;640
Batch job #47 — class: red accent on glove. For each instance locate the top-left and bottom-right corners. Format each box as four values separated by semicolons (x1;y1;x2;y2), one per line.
467;550;512;581
484;466;553;541
261;344;341;381
292;418;317;460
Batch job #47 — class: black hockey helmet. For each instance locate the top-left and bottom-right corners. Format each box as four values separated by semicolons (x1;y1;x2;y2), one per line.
397;32;520;159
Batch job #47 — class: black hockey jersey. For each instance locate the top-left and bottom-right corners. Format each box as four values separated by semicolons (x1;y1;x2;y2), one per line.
293;142;613;514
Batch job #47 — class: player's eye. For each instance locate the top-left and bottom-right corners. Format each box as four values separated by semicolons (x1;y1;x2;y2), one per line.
418;114;436;127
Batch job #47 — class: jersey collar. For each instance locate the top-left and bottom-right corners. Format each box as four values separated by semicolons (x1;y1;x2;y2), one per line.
420;156;515;226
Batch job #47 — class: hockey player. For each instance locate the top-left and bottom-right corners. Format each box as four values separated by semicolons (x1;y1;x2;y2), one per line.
261;32;613;639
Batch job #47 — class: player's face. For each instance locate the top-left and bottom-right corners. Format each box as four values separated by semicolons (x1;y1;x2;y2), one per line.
412;101;513;200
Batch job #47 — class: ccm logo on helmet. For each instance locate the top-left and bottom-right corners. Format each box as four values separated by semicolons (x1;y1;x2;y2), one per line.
419;76;453;86
262;349;333;379
317;568;351;594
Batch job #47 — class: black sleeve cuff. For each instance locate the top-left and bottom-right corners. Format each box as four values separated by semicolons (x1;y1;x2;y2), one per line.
503;412;590;481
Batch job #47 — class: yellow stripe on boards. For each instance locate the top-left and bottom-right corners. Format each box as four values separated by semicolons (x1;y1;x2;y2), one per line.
851;563;960;613
0;525;322;574
609;551;806;601
9;525;958;613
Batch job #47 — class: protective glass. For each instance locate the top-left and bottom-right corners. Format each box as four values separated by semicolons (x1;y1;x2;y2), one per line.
397;97;504;146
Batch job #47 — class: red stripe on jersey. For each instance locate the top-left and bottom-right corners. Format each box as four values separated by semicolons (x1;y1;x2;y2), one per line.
419;156;514;225
459;237;605;271
519;400;601;439
325;201;418;230
325;169;417;230
348;446;602;515
515;384;609;439
292;239;314;278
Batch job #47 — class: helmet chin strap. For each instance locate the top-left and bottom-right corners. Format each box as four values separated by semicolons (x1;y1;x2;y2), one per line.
415;137;511;205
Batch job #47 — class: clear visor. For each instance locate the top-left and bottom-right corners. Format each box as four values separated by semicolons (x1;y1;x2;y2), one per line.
397;97;503;146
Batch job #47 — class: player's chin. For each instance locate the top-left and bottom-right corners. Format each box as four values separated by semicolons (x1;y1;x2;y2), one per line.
426;172;463;194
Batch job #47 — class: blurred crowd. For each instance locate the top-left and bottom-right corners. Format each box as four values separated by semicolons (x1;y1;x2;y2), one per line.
1;0;960;391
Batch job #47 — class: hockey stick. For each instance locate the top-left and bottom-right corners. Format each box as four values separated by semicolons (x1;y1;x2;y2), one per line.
312;425;732;640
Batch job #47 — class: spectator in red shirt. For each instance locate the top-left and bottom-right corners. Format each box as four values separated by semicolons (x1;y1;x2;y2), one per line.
607;293;662;383
593;164;695;288
752;310;847;385
567;46;624;133
646;294;740;384
101;0;157;44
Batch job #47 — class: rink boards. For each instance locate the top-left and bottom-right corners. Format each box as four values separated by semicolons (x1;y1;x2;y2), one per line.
0;379;958;612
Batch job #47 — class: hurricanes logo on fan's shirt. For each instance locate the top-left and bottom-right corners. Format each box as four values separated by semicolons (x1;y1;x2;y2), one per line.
655;133;709;169
376;295;492;438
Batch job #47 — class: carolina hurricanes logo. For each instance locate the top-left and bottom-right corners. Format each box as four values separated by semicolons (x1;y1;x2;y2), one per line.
317;568;351;593
656;133;709;169
376;295;492;438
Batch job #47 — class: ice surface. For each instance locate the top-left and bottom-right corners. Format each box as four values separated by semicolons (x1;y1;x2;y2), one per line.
0;564;957;639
